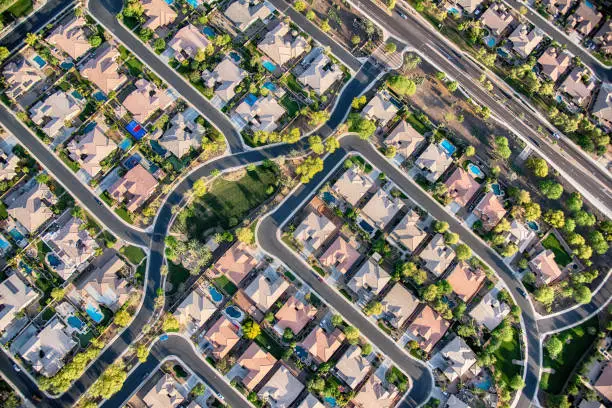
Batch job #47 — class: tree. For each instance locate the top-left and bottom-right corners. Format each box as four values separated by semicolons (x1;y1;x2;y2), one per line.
309;135;325;155
575;245;593;260
446;81;458;92
306;9;316;20
422;284;439;302
573;285;592;304
545;336;563;359
25;32;39;46
384;42;397;54
455;244;471;260
296;156;324;183
364;301;383;315
404;54;421;70
534;286;555;306
574;210;596;227
361;342;373;355
347;113;376;139
283;327;294;341
352;95;367;109
51;287;65;301
192;178;207;196
88;362;128;399
344;326;360;344
500;243;519;257
464;146;475;157
320;19;331;32
88;35;102;48
527;157;548;178
294;0;307;11
242;319;261;339
191;383;206;396
543;209;565;229
114;309;131;327
162;313;180;332
325;137;340;153
509;374;525;390
494;136;511;159
433;220;449;233
387;75;417;96
308;110;330;126
331;314;343;327
566;192;583;212
436;71;447;81
523;202;541;221
444;232;459;244
567;232;585;247
0;47;9;63
136;344;149;362
236;226;254;245
351;35;361;46
153;38;166;52
387;0;396;9
453;301;467;319
589;231;608;255
539;180;564;200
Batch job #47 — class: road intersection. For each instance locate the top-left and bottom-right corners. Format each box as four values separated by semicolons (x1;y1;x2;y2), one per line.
0;0;609;407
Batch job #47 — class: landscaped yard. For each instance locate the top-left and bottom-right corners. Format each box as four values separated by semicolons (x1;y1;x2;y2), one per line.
214;275;237;296
493;327;522;384
120;245;146;265
255;329;286;359
540;317;599;394
167;261;190;294
3;0;32;16
177;164;278;242
541;233;572;267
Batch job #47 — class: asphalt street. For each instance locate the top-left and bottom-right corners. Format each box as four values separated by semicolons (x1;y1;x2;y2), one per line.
503;0;612;82
349;0;612;217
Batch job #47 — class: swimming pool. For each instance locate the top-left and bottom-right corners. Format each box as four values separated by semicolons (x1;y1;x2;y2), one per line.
475;377;492;390
322;191;336;204
225;305;243;320
86;304;104;323
93;91;107;101
208;286;223;303
262;81;277;92
229;51;241;62
555;95;563;103
47;253;62;268
186;0;199;7
295;346;308;361
262;60;277;72
32;55;47;68
82;121;97;133
71;90;84;100
491;183;504;196
0;235;11;251
496;48;509;58
118;138;133;151
584;0;594;8
527;221;539;231
164;0;173;4
60;61;74;70
359;219;375;234
202;26;216;38
467;163;484;178
67;315;85;330
485;37;496;48
9;228;25;242
447;6;459;14
324;397;337;407
244;93;258;107
440;139;456;156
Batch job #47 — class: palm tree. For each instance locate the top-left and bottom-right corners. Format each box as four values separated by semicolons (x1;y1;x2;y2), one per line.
25;32;39;47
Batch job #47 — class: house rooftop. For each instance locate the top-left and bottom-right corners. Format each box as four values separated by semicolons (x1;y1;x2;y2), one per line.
567;1;603;36
237;342;277;391
537;47;571;82
361;190;402;230
0;274;38;333
274;296;316;335
473;192;506;230
560;67;596;105
294;211;335;251
297;48;342;95
159;108;204;158
389;209;427;253
508;24;544;58
225;0;272;32
362;92;398;125
123;79;173;123
47;16;90;60
381;283;419;328
335;345;371;389
502;219;536;253
257;365;304;408
592;82;612;127
447;395;470;408
407;305;450;353
318;236;360;275
67;121;117;178
204;57;246;107
332;168;373;206
447;261;486;302
594;361;612;402
213;242;258;285
168;24;211;60
469;289;510;331
385;120;425;158
142;0;177;31
244;272;289;312
300;327;345;363
457;0;483;13
29;90;81;138
174;288;217;335
529;249;563;286
298;394;325;408
415;143;453;182
438;336;478;382
80;45;127;95
348;258;391;297
107;164;158;212
258;22;308;66
419;234;455;276
234;94;285;133
352;374;398;408
3;58;45;99
143;373;184;408
444;167;480;208
204;316;240;360
6;179;56;233
480;4;516;36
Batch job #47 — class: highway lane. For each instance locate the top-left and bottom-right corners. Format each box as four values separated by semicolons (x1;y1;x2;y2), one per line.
89;0;246;153
347;0;612;217
503;0;612;82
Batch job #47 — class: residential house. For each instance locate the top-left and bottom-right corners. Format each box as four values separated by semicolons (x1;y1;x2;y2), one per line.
447;395;470;408
318;236;360;275
389;209;427;253
579;401;606;408
385;120;425;160
168;24;210;61
331;168;373;206
0;147;18;182
335;345;371;389
567;1;602;37
294;211;336;252
480;4;516;37
469;289;510;331
243;270;290;312
297;48;343;95
67;253;130;313
352;374;398;408
299;394;325;408
107;164;158;212
542;0;572;17
501;219;536;253
438;336;478;382
381;283;419;328
407;305;450;353
235;342;277;391
46;16;90;60
473;192;506;231
258;22;308;66
143;374;184;408
5;179;56;233
537;48;571;82
0;274;38;333
592;82;612;128
348;258;391;299
419;234;455;276
29;91;81;139
415;143;453;182
233;94;285;132
67;121;117;178
594;361;612;402
529;249;563;286
559;67;596;106
123;79;173;123
457;0;484;14
274;296;316;336
212;242;258;285
225;0;272;32
444;168;480;211
142;0;177;31
258;365;304;408
80;45;127;95
362;92;398;126
174;288;217;335
360;190;402;231
18;316;77;377
300;327;345;364
447;262;486;302
42;216;98;280
159;108;204;158
203;316;240;360
3;58;45;99
202;57;246;108
508;24;544;58
593;20;612;55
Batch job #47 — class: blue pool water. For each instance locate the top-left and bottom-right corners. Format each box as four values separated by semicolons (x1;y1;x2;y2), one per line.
33;55;47;68
67;315;85;330
164;0;173;4
447;6;459;14
496;48;509;58
475;377;492;390
440;139;456;156
324;397;337;407
295;346;308;360
262;60;277;72
86;304;104;323
47;253;62;267
467;163;484;178
527;221;539;231
584;0;594;8
262;81;277;92
202;26;216;37
0;235;11;250
186;0;199;6
82;121;97;133
244;93;258;106
150;140;167;156
208;286;223;303
359;219;375;234
60;61;74;70
229;51;241;62
93;91;107;101
123;155;141;170
71;90;84;100
486;37;496;47
389;96;403;109
322;191;336;204
20;261;32;274
491;183;504;196
9;228;24;242
555;95;562;103
118;138;133;151
225;306;242;319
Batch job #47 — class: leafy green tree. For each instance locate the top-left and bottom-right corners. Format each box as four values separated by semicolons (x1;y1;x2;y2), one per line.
51;287;65;301
509;374;525;390
153;38;166;52
539;180;563;200
364;301;383;315
347;113;376;139
494;137;512;159
464;146;475;157
236;226;254;245
534;286;555;306
523;202;541;221
526;157;548;177
573;285;592;304
309;135;325;155
296;156;324;183
192;178;207;196
446;81;458;92
384;42;397;53
294;0;307;11
589;231;609;255
136;343;150;362
325;137;340;153
545;336;563;359
320;19;331;32
25;32;39;46
455;244;471;260
351;95;367;109
387;75;416;96
88;35;102;47
114;309;131;327
308;110;330;126
331;314;343;327
0;46;9;62
88;362;128;399
192;383;206;396
433;221;449;233
444;232;459;245
306;9;315;20
242;319;261;339
566;192;583;212
162;313;180;332
344;325;360;344
361;343;373;355
351;35;361;46
574;210;596;227
543;209;565;228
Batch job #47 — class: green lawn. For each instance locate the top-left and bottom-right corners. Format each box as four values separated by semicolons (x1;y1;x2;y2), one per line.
280;95;300;117
120;245;146;265
493;327;522;384
125;57;144;77
405;113;431;135
281;73;307;96
114;206;133;224
135;260;146;285
540;317;599;394
214;275;237;296
179;165;278;242
100;230;117;247
0;202;7;219
541;234;572;267
255;330;286;359
168;261;190;294
4;0;32;16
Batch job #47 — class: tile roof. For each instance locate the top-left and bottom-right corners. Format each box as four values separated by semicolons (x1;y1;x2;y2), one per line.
67;121;117;178
352;374;398;408
335;345;371;388
258;22;308;66
237;342;277;390
348;258;391;297
6;180;56;233
204;316;240;360
257;365;304;408
480;4;516;36
80;45;127;95
446;261;486;302
438;336;478;382
274;296;317;335
529;249;563;286
3;58;45;99
143;374;184;408
46;16;90;60
168;24;211;60
174;288;217;335
473;192;506;230
204;57;246;106
381;283;419;328
297;48;343;95
332;168;373;206
360;190;402;230
294;212;336;251
362;92;398;125
0;274;38;333
234;94;286;133
142;0;177;30
560;67;596;105
415;143;453;182
592;82;612;127
537;47;571;82
594;361;612;402
107;164;158;212
213;242;258;285
567;1;603;36
29;91;81;138
419;234;455;276
407;305;450;353
385;120;425;158
469;289;510;331
244;272;290;312
444;168;480;208
389;209;427;253
318;236;360;274
298;394;325;408
122;79;173;123
508;24;544;58
159;108;204;158
300;327;345;363
225;0;272;32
